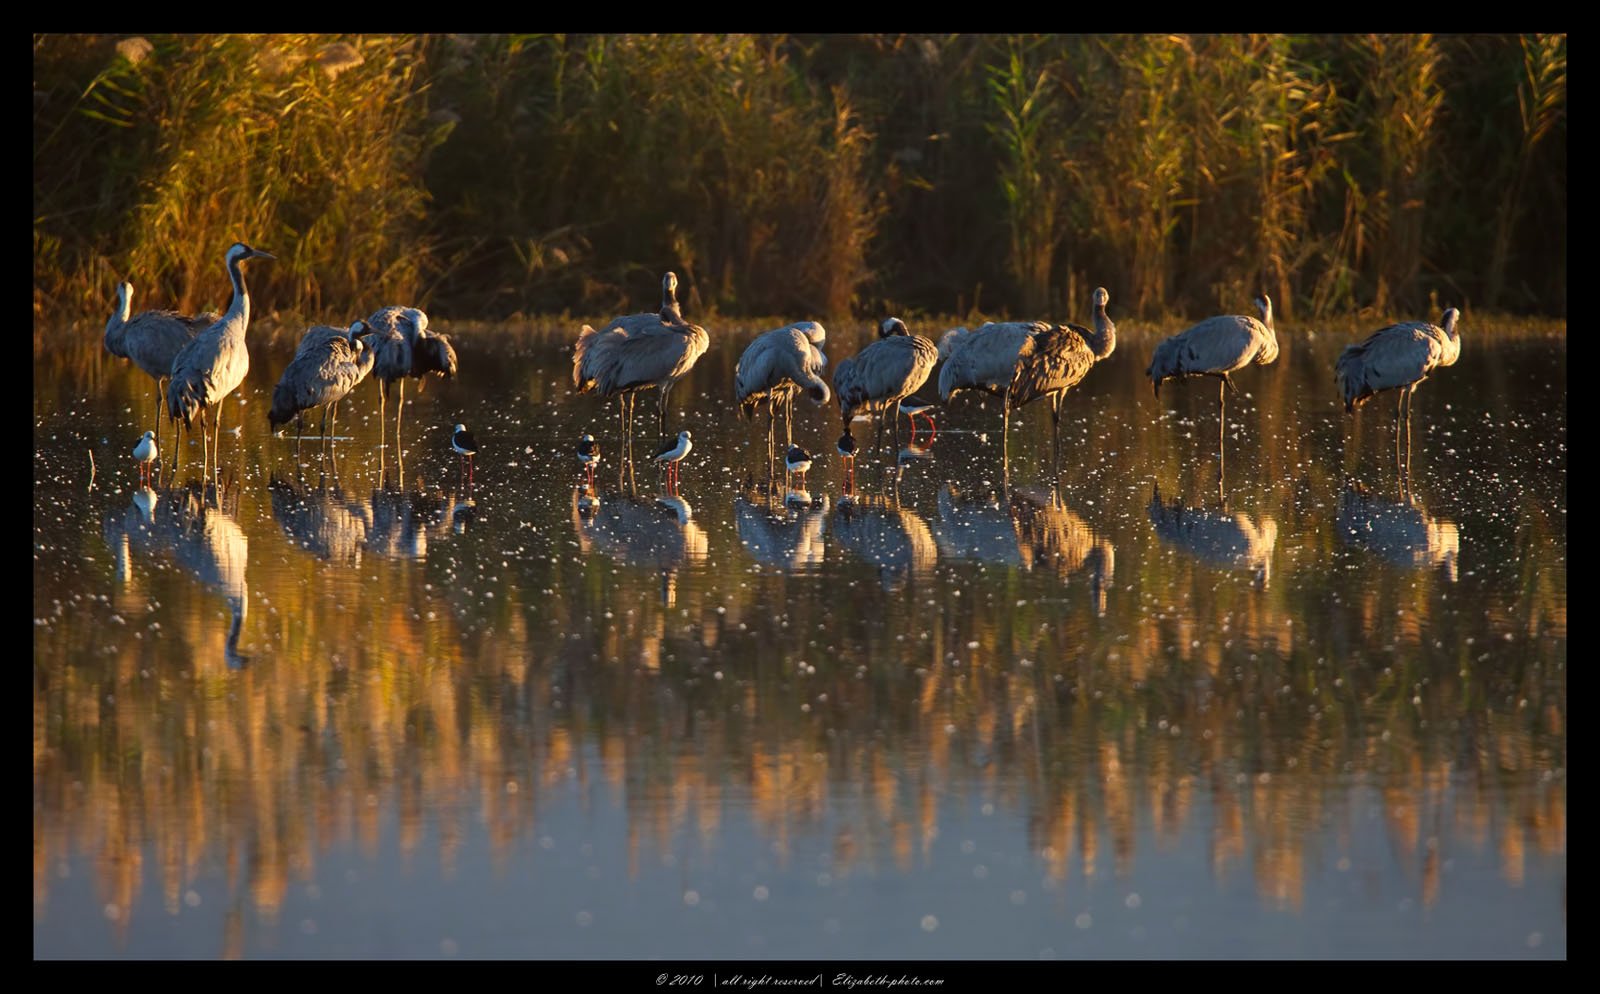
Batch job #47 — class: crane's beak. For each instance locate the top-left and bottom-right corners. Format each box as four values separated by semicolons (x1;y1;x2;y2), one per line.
251;248;277;261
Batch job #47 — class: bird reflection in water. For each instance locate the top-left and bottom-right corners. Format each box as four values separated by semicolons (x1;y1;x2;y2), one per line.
571;489;708;607
830;490;937;591
1146;487;1277;589
102;482;250;668
1336;482;1460;582
736;489;829;571
936;483;1115;615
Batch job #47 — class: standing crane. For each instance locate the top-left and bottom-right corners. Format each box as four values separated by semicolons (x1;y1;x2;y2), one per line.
572;272;710;446
104;281;217;470
1146;293;1278;486
166;242;275;487
1335;307;1462;481
268;321;375;446
359;306;458;470
939;287;1118;473
833;318;938;456
734;320;831;466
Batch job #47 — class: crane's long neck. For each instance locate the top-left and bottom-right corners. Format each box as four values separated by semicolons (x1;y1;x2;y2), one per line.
660;280;683;324
1441;311;1462;365
105;286;131;349
223;256;251;335
1090;302;1116;359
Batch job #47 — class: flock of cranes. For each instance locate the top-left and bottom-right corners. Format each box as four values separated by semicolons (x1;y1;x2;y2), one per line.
105;250;1464;504
565;273;1461;497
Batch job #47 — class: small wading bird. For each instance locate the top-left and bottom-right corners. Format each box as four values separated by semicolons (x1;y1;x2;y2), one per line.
360;306;458;466
268;321;374;445
785;444;816;489
576;433;602;490
1146;293;1278;483
836;430;858;494
105;281;217;468
898;397;938;441
734;320;831;464
451;423;478;485
1335;307;1462;481
132;430;157;486
654;430;692;493
167;242;275;486
939;287;1118;472
573;272;710;444
834;318;938;455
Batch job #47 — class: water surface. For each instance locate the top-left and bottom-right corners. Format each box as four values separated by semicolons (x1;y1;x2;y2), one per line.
33;319;1566;959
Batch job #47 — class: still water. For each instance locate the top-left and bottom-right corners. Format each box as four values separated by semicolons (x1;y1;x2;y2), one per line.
33;319;1565;959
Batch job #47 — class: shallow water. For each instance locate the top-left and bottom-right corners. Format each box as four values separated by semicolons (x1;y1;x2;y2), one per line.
33;320;1565;959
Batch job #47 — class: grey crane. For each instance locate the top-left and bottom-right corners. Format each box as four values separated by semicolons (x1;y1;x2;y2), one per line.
572;271;710;444
104;281;218;468
358;306;458;468
1146;294;1279;482
939;287;1118;472
1335;307;1462;480
1146;488;1278;589
268;321;375;445
833;318;939;455
165;242;275;487
734;320;831;465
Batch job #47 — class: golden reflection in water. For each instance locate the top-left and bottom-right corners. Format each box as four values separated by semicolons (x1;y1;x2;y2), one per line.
33;331;1565;954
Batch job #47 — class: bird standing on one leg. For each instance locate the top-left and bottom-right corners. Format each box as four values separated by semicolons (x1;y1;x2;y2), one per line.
1335;307;1462;485
1146;293;1277;487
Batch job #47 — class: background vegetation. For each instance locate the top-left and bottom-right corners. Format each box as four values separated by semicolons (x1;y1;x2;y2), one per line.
34;33;1567;324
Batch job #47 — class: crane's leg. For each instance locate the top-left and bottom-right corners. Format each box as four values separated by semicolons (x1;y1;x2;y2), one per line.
199;407;211;484
214;400;225;482
395;379;405;460
154;378;166;452
1001;394;1011;474
767;402;776;468
1051;393;1062;476
1403;384;1416;483
658;387;669;436
377;380;388;465
322;405;331;449
786;394;794;448
1218;377;1227;491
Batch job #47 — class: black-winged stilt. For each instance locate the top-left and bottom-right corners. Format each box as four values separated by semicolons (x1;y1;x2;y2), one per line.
653;430;692;492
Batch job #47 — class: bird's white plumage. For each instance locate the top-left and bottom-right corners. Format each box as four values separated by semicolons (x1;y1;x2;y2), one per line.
132;431;157;465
